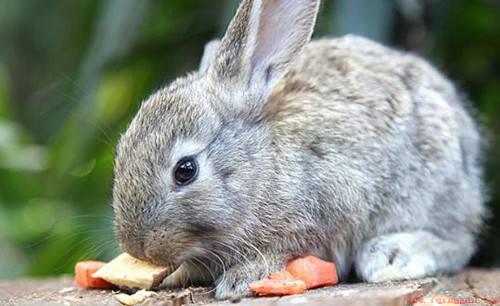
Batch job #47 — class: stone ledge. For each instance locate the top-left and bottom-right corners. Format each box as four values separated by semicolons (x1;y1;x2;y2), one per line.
1;269;499;306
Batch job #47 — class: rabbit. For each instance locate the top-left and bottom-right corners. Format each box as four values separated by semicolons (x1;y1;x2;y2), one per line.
112;0;485;299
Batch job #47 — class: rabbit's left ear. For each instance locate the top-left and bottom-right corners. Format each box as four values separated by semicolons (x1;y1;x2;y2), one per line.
199;40;221;74
209;0;320;101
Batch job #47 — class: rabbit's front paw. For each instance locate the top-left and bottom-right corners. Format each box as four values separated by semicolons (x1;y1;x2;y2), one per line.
355;232;437;283
215;255;286;300
215;264;254;300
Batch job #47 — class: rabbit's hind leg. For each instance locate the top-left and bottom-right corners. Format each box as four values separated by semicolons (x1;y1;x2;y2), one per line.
354;231;474;282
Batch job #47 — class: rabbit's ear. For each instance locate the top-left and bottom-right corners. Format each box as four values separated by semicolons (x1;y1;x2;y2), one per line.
210;0;320;100
199;40;221;74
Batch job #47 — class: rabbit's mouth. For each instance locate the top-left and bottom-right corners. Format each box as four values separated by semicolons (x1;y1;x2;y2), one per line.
145;254;180;269
144;239;207;268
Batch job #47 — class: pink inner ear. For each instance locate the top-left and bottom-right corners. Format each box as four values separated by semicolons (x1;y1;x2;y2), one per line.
251;1;291;75
250;0;318;86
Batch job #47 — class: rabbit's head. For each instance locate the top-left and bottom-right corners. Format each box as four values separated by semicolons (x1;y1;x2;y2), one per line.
113;0;320;266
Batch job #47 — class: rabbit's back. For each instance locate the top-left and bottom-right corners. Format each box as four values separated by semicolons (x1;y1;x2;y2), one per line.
268;35;484;243
270;35;469;148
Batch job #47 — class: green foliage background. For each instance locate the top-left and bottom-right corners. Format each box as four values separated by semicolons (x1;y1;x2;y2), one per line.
0;0;498;278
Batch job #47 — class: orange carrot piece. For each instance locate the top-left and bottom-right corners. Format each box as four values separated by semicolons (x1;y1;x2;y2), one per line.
286;256;338;289
267;271;295;281
250;271;306;296
74;261;113;289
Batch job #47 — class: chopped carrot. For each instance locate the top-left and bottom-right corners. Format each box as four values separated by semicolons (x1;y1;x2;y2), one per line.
285;256;338;289
74;261;113;289
249;271;307;296
249;256;338;297
267;271;295;281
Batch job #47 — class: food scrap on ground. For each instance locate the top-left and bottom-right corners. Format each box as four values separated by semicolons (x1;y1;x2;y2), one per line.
250;256;338;296
91;253;175;290
114;289;157;306
74;261;113;289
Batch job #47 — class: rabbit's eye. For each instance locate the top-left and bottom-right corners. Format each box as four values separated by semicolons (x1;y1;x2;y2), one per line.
174;157;198;186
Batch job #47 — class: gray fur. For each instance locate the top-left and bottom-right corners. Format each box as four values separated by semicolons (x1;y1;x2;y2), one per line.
112;0;485;299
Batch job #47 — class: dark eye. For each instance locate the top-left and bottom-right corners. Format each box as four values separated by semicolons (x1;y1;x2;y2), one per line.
174;157;198;186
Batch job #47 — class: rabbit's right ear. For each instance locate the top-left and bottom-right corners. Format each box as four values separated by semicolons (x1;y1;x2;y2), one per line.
208;0;320;107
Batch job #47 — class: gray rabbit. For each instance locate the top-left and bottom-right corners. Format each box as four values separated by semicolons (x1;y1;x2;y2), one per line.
112;0;485;299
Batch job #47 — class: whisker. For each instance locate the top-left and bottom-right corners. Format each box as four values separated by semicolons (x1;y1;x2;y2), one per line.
191;256;217;284
226;233;270;276
210;241;252;279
